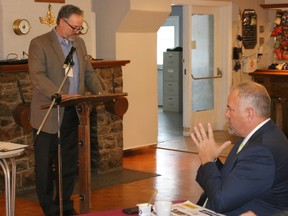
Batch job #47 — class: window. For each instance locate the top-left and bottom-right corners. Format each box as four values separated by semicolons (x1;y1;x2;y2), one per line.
157;16;179;66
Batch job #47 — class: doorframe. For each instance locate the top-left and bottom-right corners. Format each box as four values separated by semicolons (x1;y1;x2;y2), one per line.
172;0;232;135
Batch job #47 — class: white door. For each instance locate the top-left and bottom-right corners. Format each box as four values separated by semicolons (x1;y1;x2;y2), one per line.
176;1;232;135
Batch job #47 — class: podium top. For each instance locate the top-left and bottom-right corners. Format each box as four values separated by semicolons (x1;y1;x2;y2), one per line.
41;93;128;109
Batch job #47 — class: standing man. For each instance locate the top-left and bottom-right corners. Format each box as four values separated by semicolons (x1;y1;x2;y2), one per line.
191;82;288;216
29;5;103;216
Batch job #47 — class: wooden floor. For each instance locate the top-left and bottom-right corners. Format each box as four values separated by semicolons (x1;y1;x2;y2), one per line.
0;109;234;215
1;109;210;215
0;144;204;215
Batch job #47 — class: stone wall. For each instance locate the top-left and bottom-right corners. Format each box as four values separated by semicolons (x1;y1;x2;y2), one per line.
90;66;125;172
0;71;35;193
0;61;127;193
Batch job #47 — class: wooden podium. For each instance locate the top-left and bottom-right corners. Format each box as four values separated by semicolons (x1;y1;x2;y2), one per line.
43;93;128;213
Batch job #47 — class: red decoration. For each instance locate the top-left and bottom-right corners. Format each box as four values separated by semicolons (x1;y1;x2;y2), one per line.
271;10;288;60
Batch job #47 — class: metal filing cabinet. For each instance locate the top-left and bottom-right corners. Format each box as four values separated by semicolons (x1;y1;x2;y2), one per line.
163;51;182;112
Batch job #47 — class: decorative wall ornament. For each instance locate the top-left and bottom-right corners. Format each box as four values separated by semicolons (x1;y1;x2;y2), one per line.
39;4;56;27
271;10;288;60
242;9;257;49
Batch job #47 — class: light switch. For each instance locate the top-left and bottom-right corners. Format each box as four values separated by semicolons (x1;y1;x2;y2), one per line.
191;40;196;49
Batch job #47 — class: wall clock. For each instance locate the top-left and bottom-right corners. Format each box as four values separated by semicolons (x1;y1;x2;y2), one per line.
80;20;89;35
13;19;31;35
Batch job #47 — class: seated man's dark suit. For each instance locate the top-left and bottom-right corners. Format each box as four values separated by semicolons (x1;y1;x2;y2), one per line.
196;120;288;216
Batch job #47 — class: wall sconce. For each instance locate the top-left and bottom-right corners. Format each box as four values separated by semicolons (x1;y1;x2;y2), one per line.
39;4;56;27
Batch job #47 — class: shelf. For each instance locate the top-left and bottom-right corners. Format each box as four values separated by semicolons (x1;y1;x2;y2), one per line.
260;4;288;9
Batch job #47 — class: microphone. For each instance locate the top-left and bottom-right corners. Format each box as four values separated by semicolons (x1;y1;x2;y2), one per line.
63;46;76;69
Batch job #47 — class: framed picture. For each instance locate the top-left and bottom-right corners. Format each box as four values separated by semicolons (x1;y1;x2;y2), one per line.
35;0;65;3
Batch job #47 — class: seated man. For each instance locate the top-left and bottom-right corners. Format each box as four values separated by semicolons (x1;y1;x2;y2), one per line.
191;82;288;216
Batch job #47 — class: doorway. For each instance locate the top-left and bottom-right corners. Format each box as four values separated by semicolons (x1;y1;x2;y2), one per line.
158;1;232;142
157;6;183;143
182;2;232;135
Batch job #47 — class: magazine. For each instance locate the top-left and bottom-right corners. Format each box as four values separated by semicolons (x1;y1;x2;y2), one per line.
151;200;224;216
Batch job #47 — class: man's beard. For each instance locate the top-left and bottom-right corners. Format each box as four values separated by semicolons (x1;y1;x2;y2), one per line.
227;122;238;136
227;126;236;135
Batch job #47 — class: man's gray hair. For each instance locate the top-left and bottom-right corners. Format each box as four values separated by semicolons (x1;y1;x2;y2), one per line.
233;82;271;118
57;4;83;25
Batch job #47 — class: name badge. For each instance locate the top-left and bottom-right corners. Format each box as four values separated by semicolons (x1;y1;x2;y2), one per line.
65;67;73;77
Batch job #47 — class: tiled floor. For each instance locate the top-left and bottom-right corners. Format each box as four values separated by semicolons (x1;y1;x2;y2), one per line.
158;107;183;142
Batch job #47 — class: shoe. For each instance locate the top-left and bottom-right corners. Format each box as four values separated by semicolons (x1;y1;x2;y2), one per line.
63;209;78;216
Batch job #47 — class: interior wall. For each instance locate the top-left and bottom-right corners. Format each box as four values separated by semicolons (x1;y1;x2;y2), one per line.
0;0;280;150
230;0;272;86
1;0;171;150
93;0;130;59
265;0;287;3
0;1;3;58
94;0;171;149
117;33;159;149
171;0;272;86
0;0;95;59
171;6;184;47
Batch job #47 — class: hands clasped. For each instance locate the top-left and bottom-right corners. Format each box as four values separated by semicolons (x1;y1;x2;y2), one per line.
190;123;231;165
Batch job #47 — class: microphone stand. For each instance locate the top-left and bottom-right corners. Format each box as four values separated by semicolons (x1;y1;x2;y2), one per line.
34;59;75;216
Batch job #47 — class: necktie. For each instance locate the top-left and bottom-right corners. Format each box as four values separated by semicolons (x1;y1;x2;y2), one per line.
203;198;208;207
237;141;245;154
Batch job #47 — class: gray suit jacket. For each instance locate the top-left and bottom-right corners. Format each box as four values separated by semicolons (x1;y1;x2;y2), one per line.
28;30;103;133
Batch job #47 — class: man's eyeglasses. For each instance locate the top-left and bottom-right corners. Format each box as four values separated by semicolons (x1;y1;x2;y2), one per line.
63;19;83;32
226;105;235;112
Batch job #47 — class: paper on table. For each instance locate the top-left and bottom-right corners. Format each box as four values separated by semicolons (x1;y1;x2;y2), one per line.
0;142;29;152
151;200;224;216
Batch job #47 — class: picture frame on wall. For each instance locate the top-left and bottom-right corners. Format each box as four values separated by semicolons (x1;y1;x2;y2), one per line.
35;0;65;3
